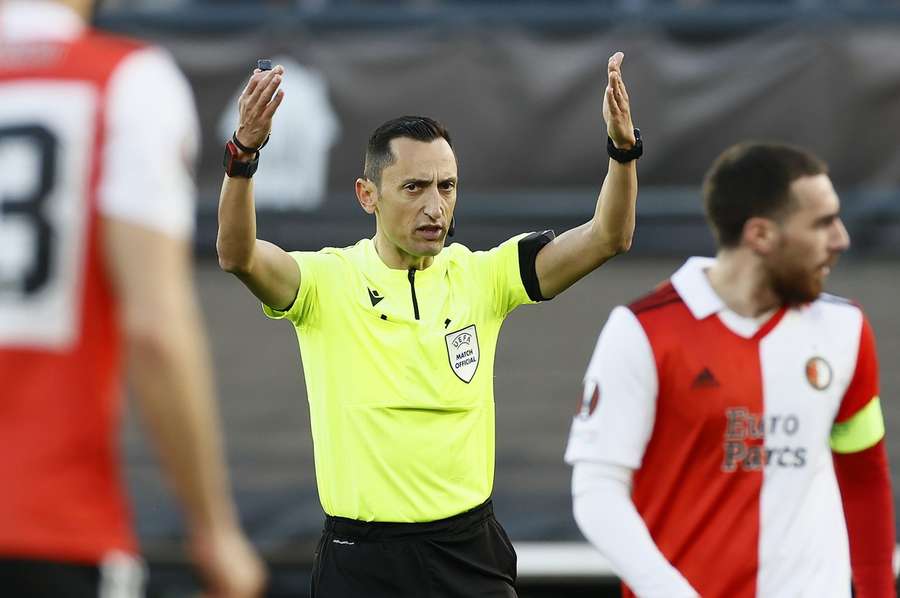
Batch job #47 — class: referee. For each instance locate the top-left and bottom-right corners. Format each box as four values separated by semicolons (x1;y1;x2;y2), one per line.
217;52;640;597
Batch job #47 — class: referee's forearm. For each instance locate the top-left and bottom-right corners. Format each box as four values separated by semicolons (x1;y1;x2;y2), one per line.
217;174;259;273
590;158;637;255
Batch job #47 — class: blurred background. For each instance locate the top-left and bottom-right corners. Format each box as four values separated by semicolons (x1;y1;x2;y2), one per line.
98;0;900;595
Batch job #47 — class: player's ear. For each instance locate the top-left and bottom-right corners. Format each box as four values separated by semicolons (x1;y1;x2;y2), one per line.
743;216;778;255
356;177;378;215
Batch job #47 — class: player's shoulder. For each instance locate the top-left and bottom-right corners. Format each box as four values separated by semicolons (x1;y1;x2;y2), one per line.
809;292;864;317
814;292;859;308
82;28;147;55
804;292;867;327
70;30;185;90
71;29;149;73
627;281;684;316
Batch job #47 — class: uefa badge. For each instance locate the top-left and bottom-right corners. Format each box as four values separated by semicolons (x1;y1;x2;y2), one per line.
805;356;833;391
445;324;479;383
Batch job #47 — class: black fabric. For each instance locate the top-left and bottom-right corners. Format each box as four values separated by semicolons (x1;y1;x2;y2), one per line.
517;230;556;302
311;500;517;598
0;558;101;598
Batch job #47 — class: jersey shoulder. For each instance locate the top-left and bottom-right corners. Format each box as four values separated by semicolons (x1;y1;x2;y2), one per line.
312;242;362;264
627;281;684;316
82;29;147;54
807;292;865;323
67;30;149;79
443;241;474;260
814;292;860;309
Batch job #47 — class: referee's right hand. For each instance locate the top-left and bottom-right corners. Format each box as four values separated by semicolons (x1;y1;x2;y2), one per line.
235;64;285;151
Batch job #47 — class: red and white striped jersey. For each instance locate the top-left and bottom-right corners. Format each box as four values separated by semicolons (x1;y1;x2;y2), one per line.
565;257;886;598
0;0;198;564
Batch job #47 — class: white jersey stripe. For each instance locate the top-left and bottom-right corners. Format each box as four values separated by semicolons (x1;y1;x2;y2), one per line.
755;301;862;597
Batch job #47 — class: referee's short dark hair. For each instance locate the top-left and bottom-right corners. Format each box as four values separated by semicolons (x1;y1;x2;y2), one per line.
364;116;453;188
703;142;828;248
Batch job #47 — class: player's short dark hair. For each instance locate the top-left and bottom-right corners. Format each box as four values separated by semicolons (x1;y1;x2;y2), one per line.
364;116;453;187
703;142;828;248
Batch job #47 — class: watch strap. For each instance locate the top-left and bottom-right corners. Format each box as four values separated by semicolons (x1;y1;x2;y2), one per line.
223;140;259;178
232;131;269;154
607;128;643;163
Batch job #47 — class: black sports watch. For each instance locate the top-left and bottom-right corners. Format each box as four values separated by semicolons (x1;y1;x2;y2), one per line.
607;128;642;163
223;139;259;178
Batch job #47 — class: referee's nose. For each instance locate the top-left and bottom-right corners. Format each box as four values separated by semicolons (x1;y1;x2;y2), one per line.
423;187;443;223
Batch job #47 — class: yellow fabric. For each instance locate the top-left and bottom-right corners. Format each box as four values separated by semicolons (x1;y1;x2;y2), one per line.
830;397;885;454
263;235;536;522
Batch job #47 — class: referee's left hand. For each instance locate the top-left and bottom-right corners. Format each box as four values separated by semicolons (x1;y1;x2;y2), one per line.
604;51;636;149
235;64;285;150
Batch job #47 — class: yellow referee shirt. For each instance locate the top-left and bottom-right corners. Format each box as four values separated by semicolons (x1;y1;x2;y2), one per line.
264;234;540;522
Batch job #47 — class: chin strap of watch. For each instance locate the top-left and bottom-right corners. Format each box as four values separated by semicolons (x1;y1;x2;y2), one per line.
607;128;643;163
223;131;270;179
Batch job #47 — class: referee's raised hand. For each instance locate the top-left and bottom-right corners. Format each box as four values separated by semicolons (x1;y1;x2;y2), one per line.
604;51;636;149
235;64;285;150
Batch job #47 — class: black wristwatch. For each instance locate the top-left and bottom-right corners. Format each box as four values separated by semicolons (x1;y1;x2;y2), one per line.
607;128;642;163
223;139;259;178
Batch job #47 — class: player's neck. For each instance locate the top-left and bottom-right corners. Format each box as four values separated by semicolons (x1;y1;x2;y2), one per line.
707;251;781;318
372;234;435;271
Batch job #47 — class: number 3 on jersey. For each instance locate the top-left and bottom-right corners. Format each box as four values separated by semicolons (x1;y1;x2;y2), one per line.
0;124;56;295
0;83;95;348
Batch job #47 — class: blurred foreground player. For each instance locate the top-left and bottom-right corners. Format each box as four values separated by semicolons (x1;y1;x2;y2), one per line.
565;142;896;598
0;1;264;596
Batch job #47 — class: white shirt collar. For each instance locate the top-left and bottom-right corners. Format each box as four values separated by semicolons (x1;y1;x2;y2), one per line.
671;256;782;338
670;256;724;320
1;1;85;43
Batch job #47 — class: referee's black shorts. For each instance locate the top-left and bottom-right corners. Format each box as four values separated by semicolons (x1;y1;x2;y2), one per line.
311;499;518;598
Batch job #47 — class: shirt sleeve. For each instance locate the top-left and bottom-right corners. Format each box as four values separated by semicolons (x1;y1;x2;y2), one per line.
97;46;199;239
564;305;658;469
482;232;552;317
261;251;325;326
832;441;897;598
572;463;700;598
830;315;885;454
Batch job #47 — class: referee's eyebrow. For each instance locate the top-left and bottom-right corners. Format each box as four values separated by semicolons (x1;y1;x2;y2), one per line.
399;175;458;189
401;177;433;187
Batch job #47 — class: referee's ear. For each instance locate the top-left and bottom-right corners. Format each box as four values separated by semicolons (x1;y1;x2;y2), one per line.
356;177;378;214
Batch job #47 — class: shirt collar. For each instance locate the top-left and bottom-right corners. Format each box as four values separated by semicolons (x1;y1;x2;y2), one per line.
1;1;85;43
670;256;725;320
361;237;449;282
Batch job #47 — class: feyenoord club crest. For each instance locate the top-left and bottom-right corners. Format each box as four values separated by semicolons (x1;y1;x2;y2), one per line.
445;325;479;383
805;356;833;391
